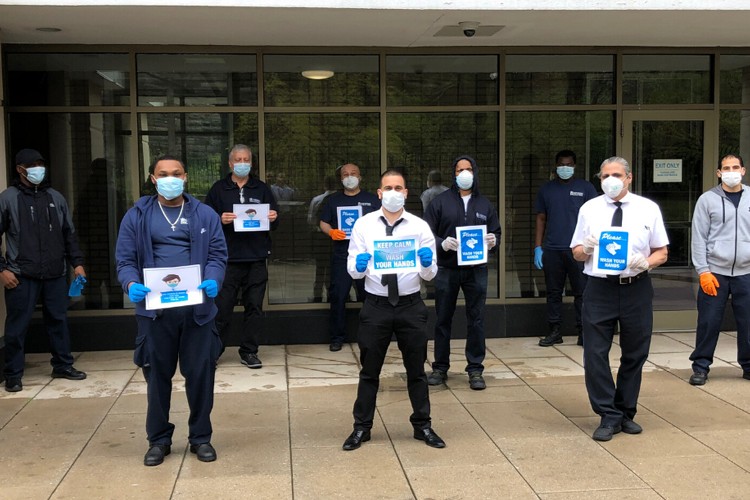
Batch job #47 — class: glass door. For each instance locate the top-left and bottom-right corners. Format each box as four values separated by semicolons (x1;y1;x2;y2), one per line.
622;111;715;330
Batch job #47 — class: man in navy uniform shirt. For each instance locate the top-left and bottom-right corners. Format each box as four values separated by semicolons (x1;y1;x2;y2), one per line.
534;150;597;347
319;163;380;351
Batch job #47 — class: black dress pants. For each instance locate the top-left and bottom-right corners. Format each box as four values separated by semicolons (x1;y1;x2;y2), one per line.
582;275;653;426
352;293;431;431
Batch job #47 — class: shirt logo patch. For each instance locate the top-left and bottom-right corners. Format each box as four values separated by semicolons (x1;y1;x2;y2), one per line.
475;212;487;222
180;218;188;225
570;191;584;197
248;198;261;204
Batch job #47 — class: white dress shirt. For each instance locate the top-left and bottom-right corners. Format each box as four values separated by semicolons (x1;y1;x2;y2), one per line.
570;192;669;278
347;208;438;295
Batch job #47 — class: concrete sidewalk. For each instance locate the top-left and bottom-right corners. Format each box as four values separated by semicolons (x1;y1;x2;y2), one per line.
1;331;749;499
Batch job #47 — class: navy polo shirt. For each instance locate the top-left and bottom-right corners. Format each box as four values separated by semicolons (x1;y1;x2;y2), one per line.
320;191;381;257
534;178;598;251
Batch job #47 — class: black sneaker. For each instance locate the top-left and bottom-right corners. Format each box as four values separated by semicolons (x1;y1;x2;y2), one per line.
51;366;87;380
4;378;22;392
539;332;563;347
743;371;750;381
689;371;707;385
468;372;486;391
427;369;447;386
329;342;343;352
240;352;262;369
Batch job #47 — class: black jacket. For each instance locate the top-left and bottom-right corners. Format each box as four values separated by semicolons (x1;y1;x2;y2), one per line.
423;155;502;269
204;174;279;262
0;179;84;279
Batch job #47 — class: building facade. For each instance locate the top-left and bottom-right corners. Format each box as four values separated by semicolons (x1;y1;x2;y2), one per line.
1;1;749;350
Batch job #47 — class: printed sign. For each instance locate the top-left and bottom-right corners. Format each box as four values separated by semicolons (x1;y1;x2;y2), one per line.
594;229;629;274
456;225;487;266
370;236;418;276
233;203;270;232
143;264;204;310
653;159;682;183
337;206;362;239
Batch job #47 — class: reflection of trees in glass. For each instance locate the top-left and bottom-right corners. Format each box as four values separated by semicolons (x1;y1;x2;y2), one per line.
264;72;378;107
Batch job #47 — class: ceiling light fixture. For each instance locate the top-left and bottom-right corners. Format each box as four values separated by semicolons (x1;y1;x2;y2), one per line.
301;70;334;80
36;27;62;32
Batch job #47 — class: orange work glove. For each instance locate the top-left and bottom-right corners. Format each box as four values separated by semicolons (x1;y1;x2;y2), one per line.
699;272;719;296
329;229;347;241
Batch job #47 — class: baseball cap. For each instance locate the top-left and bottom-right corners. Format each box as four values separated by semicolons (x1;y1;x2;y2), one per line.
15;149;45;165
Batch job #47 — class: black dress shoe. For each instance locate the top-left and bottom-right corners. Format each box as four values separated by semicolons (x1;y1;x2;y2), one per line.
342;429;371;451
414;427;446;448
4;378;22;393
592;424;621;441
329;342;343;352
144;444;171;466
190;443;217;462
621;419;642;434
51;366;87;380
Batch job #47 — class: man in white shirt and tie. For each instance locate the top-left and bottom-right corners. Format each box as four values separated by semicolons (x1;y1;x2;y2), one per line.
571;156;669;442
342;169;445;451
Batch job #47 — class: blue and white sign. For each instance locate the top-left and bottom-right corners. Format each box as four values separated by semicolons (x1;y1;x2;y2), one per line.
456;225;487;266
143;264;204;310
337;206;362;239
594;229;629;274
370;236;418;276
233;203;270;232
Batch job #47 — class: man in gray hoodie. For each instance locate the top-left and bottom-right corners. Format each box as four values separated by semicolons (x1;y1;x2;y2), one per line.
688;154;750;385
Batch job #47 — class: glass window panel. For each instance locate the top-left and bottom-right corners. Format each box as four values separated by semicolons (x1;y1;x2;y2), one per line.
264;55;378;107
719;110;750;161
386;55;498;106
505;55;614;105
264;113;380;304
137;54;257;107
622;55;711;105
7;112;132;309
5;53;129;106
720;55;750;105
138;113;258;199
504;111;614;298
387;112;499;298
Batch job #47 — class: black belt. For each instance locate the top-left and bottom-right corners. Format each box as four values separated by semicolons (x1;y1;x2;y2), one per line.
366;291;421;305
593;271;648;285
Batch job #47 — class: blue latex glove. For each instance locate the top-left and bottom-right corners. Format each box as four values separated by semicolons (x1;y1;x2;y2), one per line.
417;247;433;267
128;283;151;303
355;253;371;272
198;279;219;298
68;275;87;297
534;246;544;270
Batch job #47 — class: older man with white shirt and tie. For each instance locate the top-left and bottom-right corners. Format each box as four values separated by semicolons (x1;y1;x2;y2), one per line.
571;156;669;442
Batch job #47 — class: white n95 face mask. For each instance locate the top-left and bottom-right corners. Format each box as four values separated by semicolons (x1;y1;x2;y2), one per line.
456;170;474;190
601;176;624;199
342;176;359;190
721;171;742;188
381;190;405;213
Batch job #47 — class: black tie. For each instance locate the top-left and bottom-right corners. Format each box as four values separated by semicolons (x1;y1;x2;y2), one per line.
380;216;403;306
611;201;623;227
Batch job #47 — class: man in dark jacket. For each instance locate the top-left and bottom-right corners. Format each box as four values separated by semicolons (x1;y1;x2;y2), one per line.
424;155;501;390
0;148;87;393
204;144;279;369
116;154;227;466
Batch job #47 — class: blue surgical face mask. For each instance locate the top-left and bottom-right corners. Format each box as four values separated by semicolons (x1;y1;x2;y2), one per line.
24;166;46;185
556;166;574;180
233;162;251;178
155;176;185;200
456;170;474;190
